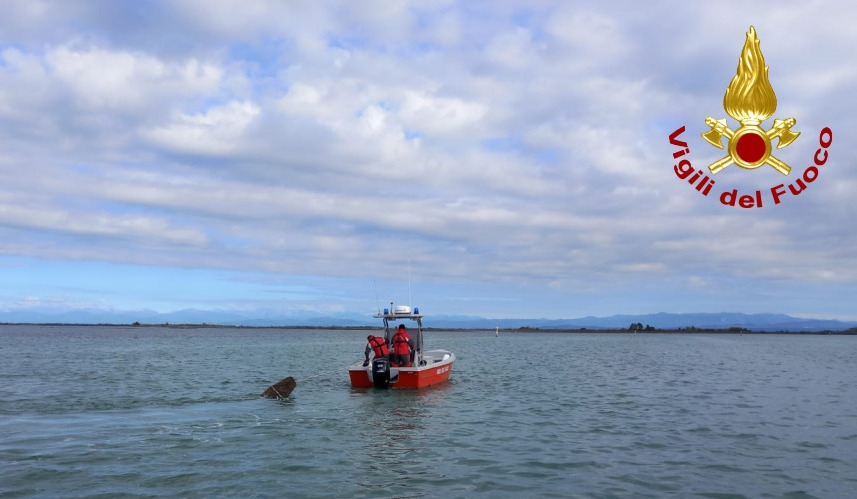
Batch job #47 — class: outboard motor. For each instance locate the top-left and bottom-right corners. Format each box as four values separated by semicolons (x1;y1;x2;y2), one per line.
371;357;391;388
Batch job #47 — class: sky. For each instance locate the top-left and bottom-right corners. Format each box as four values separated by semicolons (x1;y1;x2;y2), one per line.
0;1;855;322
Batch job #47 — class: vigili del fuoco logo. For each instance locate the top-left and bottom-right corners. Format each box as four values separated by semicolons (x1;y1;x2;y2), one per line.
669;26;833;208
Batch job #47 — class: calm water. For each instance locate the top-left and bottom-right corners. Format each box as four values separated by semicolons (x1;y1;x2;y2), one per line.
1;325;856;498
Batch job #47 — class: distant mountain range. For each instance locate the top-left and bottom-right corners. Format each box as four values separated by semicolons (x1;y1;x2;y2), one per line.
429;312;857;332
1;309;855;332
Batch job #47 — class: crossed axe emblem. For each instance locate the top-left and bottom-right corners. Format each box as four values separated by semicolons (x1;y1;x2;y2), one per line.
702;117;800;176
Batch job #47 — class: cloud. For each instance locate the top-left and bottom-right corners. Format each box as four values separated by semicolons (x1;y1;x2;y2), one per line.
144;100;260;154
46;46;222;110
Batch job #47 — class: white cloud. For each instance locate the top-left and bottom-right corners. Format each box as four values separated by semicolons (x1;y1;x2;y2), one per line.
47;46;220;110
0;193;207;247
144;100;260;155
400;90;486;134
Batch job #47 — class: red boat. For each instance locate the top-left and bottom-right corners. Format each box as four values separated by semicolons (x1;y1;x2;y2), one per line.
348;305;454;389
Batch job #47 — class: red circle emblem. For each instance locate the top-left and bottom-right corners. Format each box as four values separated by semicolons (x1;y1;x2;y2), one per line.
735;132;767;164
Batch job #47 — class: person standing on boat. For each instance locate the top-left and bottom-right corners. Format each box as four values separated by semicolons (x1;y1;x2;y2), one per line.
390;324;415;367
364;335;389;366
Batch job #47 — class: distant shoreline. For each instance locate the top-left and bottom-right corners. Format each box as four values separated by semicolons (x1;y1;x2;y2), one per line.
2;322;855;335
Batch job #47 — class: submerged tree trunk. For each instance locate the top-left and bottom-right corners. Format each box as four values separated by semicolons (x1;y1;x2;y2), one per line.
260;376;297;399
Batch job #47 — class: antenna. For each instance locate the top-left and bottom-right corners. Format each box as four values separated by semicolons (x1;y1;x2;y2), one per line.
373;280;380;314
408;257;412;308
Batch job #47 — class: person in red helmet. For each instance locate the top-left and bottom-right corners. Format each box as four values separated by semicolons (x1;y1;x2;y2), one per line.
390;324;415;367
363;334;389;366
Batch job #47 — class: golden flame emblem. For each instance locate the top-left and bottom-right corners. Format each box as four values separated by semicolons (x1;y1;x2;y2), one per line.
702;26;800;175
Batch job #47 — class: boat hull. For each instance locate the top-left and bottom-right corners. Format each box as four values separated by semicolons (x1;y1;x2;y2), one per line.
349;349;454;389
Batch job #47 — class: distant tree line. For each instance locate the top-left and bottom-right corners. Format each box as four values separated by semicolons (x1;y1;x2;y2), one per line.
628;323;656;331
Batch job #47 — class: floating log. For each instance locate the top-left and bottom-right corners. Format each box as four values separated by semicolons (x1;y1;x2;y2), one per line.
260;376;297;399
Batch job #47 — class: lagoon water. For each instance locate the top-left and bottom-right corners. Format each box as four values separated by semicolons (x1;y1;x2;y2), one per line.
1;325;856;498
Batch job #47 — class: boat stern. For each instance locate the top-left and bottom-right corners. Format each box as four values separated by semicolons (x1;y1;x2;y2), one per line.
348;362;373;388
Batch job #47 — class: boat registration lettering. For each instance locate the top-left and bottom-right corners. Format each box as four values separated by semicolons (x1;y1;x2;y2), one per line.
436;365;449;375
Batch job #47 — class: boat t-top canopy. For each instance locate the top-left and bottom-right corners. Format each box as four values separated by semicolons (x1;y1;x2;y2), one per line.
374;303;421;320
372;311;423;320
